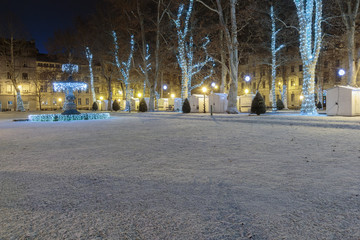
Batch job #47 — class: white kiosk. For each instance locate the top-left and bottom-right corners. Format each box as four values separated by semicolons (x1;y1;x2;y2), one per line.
326;86;360;116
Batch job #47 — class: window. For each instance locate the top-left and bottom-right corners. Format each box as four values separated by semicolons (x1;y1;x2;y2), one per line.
22;73;28;80
50;64;54;68
8;101;13;105
263;95;266;102
7;85;13;92
86;98;89;105
299;65;303;72
7;72;12;79
262;81;266;88
37;63;43;67
261;68;266;76
95;87;100;93
335;60;340;67
23;63;28;67
291;94;295;102
324;61;328;68
291;66;295;72
253;83;256;89
253;71;256;77
86;88;89;93
40;85;47;92
78;98;82;105
291;80;295;87
241;83;244;89
78;90;82;93
323;72;329;83
299;78;303;86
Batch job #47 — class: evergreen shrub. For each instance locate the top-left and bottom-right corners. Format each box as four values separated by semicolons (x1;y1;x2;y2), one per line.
92;102;98;111
276;99;285;110
113;100;120;111
251;92;266;115
182;98;191;113
139;98;148;112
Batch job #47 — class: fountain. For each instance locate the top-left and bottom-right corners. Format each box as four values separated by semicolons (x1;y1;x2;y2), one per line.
28;63;110;122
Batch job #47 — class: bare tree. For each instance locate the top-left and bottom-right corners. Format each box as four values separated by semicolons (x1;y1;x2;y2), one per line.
336;0;360;86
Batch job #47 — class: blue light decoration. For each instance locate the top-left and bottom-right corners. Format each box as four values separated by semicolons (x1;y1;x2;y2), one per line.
244;75;251;82
163;85;168;90
29;113;110;122
338;69;346;76
211;82;216;88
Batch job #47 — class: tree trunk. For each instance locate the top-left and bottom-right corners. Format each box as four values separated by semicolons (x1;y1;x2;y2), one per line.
347;26;357;86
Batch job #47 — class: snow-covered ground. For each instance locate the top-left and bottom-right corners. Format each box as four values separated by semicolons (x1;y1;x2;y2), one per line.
1;111;360;239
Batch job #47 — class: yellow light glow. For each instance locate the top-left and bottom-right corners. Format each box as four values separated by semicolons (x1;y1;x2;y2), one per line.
171;94;175;98
100;96;104;100
245;89;249;94
214;85;218;89
137;93;142;98
278;82;282;85
118;99;121;102
18;85;22;90
202;87;207;93
58;98;62;102
300;95;304;100
119;90;123;95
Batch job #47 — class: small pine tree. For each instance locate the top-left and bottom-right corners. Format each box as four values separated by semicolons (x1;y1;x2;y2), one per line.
316;101;322;109
113;100;120;111
251;92;266;115
92;102;98;111
182;98;191;113
139;98;148;112
276;99;285;110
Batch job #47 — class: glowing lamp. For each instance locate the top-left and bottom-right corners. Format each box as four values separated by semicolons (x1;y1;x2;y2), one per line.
202;87;207;93
171;94;175;98
300;95;304;100
338;69;345;76
58;98;62;102
211;82;216;88
245;75;251;82
163;85;168;90
100;96;104;100
137;93;142;98
18;85;22;90
245;89;249;94
119;91;123;94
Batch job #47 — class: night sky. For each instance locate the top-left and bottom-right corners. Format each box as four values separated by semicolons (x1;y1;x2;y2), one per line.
1;0;97;54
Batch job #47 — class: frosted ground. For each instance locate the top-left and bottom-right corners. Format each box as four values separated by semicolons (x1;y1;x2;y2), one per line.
1;111;360;239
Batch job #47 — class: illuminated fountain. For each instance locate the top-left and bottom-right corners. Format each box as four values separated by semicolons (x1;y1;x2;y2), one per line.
29;63;110;121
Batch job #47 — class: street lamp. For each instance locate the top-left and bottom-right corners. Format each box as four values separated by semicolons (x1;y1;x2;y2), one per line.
245;89;249;94
338;69;346;77
170;94;175;98
244;75;251;82
137;93;142;98
202;87;207;113
99;96;104;101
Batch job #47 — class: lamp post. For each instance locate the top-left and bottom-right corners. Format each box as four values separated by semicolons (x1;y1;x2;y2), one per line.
202;87;207;113
245;75;251;93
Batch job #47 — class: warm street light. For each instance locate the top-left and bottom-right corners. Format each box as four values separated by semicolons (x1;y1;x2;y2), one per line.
171;94;175;98
137;93;142;98
300;95;304;100
211;82;216;88
245;89;249;94
100;96;104;100
58;98;62;102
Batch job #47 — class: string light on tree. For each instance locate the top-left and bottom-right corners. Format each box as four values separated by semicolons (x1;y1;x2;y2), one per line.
293;0;323;115
113;31;135;111
174;0;215;105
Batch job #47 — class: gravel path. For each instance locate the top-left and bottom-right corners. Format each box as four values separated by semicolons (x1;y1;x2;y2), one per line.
1;112;360;239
